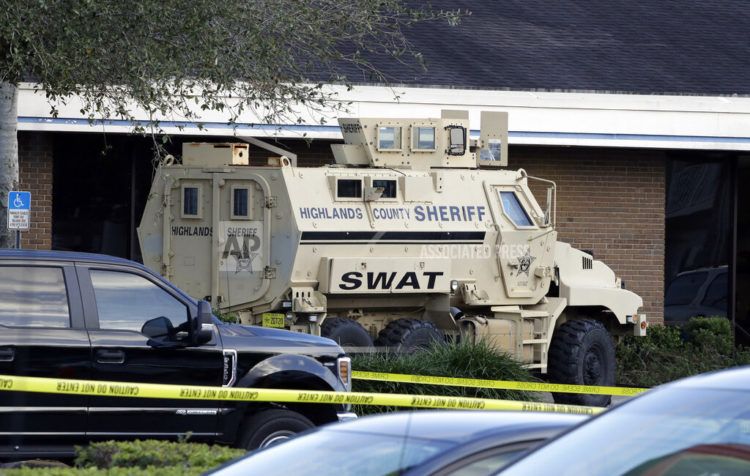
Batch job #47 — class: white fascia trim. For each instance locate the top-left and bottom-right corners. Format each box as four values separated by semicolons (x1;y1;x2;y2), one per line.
16;83;750;151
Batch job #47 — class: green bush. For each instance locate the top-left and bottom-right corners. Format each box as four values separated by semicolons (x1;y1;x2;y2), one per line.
2;440;246;476
352;340;538;415
617;317;750;388
2;466;208;476
74;440;244;470
213;308;240;324
683;315;734;355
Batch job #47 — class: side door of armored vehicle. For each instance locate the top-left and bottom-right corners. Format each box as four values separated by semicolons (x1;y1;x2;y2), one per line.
76;262;225;440
0;257;91;455
484;183;555;301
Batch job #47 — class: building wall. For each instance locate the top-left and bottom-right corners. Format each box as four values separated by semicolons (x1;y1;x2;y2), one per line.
509;147;666;322
18;132;53;250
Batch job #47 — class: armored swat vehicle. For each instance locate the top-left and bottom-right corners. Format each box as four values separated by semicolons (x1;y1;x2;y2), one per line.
138;110;647;406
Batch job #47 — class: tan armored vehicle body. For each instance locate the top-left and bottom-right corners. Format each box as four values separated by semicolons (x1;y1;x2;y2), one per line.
139;110;646;405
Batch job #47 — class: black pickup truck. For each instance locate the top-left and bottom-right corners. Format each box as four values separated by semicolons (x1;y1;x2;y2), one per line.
0;250;353;458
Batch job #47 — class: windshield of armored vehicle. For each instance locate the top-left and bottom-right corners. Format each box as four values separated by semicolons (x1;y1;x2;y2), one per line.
499;192;534;227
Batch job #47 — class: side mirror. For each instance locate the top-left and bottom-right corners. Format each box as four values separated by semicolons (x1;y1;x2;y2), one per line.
191;300;214;345
446;125;466;156
143;316;186;349
142;316;175;339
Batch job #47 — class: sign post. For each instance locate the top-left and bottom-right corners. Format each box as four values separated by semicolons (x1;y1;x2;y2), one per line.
8;191;31;249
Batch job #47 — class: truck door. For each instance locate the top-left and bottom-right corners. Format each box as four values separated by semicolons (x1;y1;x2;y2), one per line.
217;178;270;308
0;261;90;454
77;263;224;440
488;185;555;300
164;175;270;309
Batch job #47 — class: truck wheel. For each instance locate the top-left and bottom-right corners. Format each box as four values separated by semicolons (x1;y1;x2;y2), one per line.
375;319;444;352
321;318;374;349
548;318;615;407
238;409;314;450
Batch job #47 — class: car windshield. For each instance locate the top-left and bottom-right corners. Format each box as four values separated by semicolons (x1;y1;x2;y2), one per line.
500;387;750;476
215;428;454;476
665;272;708;306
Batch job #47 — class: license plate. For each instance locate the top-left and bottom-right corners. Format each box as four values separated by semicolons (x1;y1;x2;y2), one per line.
261;313;285;328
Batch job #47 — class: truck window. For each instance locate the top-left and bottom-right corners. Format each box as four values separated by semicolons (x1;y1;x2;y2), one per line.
337;179;363;199
377;126;402;151
665;271;708;306
90;270;189;333
372;179;397;198
499;191;534;227
232;187;250;219
182;185;201;218
412;126;436;151
0;266;70;328
701;271;728;312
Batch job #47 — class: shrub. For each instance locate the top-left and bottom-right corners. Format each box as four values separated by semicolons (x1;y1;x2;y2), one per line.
213;308;240;324
74;440;244;472
617;316;750;388
2;466;206;476
683;316;733;355
352;340;538;415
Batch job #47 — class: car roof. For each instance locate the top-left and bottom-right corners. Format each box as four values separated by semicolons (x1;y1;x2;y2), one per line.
323;411;587;443
675;265;727;277
0;249;138;267
669;365;750;391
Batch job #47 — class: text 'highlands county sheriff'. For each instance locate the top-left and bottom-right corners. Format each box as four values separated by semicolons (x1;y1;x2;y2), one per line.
298;205;487;222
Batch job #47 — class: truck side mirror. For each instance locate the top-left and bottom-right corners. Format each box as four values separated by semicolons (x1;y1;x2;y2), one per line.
191;300;214;345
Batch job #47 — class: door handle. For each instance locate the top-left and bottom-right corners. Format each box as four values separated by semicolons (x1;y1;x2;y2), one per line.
95;349;125;364
0;348;14;362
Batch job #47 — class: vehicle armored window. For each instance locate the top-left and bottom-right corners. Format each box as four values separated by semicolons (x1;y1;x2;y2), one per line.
377;126;402;151
372;179;397;199
182;184;202;218
337;178;363;199
411;126;436;151
232;186;251;219
499;191;534;227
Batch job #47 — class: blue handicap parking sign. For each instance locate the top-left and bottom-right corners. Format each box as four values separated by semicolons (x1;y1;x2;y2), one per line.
9;191;31;211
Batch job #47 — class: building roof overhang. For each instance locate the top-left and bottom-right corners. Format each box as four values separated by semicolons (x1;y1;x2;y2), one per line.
16;83;750;151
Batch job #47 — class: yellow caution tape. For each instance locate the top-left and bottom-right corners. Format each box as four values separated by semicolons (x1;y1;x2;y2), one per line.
0;374;602;416
352;371;647;397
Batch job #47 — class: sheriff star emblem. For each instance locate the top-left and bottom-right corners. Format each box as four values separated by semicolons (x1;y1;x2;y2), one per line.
516;250;536;277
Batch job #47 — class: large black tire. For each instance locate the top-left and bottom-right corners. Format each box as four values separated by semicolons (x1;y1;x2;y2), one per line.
548;318;615;407
321;318;374;349
238;409;314;450
375;319;444;352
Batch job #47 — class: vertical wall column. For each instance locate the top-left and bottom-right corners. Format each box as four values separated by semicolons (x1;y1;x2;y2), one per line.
18;132;54;250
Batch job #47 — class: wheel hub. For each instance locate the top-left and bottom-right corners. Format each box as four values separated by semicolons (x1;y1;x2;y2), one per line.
259;430;296;448
583;346;603;384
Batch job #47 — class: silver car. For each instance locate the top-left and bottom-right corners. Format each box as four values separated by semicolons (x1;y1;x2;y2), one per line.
500;366;750;476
